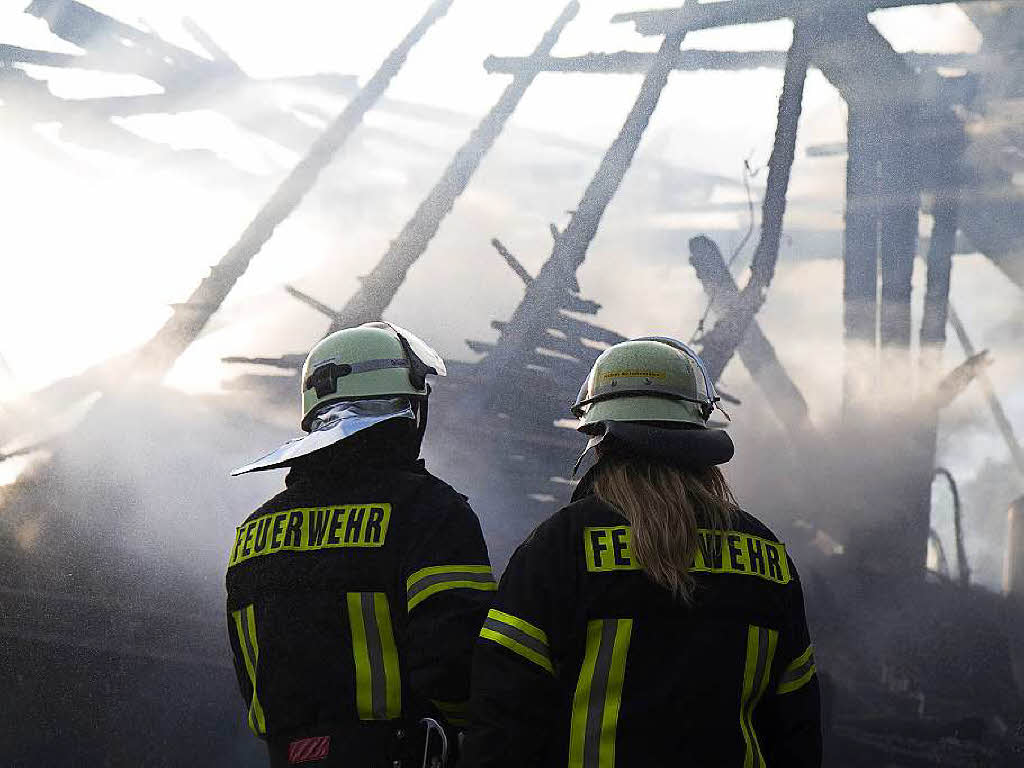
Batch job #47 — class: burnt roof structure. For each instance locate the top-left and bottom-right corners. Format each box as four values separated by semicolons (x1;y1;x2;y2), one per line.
2;0;1024;764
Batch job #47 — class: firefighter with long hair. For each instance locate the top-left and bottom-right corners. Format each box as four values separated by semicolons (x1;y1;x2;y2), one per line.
461;337;821;767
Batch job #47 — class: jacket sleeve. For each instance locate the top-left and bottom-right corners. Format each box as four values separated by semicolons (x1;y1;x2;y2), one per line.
460;519;569;768
225;601;266;739
756;558;822;767
400;484;494;729
226;610;250;709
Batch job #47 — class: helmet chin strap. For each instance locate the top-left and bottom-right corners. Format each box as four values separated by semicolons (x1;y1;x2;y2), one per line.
413;387;431;455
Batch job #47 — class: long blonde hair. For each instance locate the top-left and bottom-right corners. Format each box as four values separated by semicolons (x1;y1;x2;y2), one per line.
592;451;737;602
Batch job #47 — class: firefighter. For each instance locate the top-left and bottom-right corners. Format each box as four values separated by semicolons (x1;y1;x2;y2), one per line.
227;322;493;767
461;337;822;768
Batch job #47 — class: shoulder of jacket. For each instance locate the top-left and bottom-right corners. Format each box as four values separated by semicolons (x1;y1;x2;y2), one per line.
729;508;783;543
402;467;471;508
237;484;298;526
517;496;603;552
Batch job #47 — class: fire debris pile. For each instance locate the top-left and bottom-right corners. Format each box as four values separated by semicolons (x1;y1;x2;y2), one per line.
2;0;1024;765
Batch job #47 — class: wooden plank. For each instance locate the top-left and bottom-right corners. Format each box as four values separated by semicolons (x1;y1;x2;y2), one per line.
134;0;456;376
688;236;813;435
696;22;812;383
327;2;580;332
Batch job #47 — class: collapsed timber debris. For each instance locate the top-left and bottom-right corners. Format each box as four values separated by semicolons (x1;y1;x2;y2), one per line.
2;1;1024;765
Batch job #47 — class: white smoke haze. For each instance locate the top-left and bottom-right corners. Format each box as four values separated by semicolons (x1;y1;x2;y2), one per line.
1;0;1023;763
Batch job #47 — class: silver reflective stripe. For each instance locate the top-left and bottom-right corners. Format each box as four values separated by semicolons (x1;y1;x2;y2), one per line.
239;611;258;675
481;616;549;660
740;625;777;768
583;620;618;768
569;619;633;768
408;570;495;600
232;604;266;735
780;652;814;686
360;593;389;719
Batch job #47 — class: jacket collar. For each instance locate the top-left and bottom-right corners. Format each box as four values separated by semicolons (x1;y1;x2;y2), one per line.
571;464;600;503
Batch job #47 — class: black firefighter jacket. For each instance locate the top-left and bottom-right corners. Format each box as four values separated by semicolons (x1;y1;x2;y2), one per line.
225;453;493;762
461;473;822;768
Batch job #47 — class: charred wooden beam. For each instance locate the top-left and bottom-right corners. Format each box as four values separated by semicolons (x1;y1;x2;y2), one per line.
285;285;341;321
613;0;1002;38
26;0;233;86
819;15;923;370
816;9;926;413
181;18;236;64
486;49;786;74
0;44;105;69
933;350;992;410
480;8;691;386
134;0;454;376
490;239;534;285
878;113;920;359
696;21;813;383
10;3;475;155
908;194;960;551
841;104;881;412
483;50;968;76
550;314;626;347
920;196;959;372
221;355;305;370
948;306;1024;477
326;2;579;333
688;236;813;435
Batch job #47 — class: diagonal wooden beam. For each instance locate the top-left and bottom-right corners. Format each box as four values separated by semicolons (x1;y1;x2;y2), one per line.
133;0;456;377
490;239;534;285
285;286;341;322
695;21;813;382
688;236;813;435
948;306;1024;477
325;1;579;334
480;7;693;387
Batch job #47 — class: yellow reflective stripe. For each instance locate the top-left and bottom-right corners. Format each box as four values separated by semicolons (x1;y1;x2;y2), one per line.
740;625;778;768
487;609;548;645
232;604;266;736
479;627;554;674
347;592;402;720
568;622;601;768
374;593;402;719
406;564;494;589
601;620;632;767
479;609;553;674
347;593;373;720
406;564;496;611
568;618;633;768
777;644;816;695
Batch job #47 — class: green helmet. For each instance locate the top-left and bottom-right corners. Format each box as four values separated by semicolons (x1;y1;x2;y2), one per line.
572;337;719;432
300;322;446;431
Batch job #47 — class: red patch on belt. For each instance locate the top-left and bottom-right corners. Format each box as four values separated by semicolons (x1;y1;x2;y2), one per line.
287;735;330;764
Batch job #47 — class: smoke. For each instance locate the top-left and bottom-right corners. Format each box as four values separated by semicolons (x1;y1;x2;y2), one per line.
3;0;1024;762
0;387;290;763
